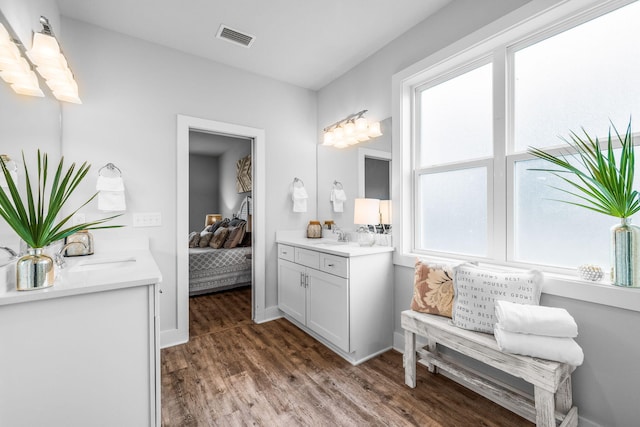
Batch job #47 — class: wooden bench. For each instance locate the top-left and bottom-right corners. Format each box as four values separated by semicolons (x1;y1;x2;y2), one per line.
402;309;578;427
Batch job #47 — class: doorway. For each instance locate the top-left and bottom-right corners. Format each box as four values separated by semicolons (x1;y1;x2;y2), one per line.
174;115;266;347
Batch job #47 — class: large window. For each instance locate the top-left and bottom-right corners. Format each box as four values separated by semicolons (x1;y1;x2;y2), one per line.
416;62;493;257
412;0;640;273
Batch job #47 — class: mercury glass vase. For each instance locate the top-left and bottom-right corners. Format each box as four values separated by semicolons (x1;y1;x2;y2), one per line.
16;248;54;291
610;217;640;287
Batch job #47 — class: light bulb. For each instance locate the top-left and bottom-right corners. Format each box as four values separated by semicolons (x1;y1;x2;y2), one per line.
323;130;335;146
368;121;382;137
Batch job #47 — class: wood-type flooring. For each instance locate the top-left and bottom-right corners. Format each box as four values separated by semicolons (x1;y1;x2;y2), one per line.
161;286;531;426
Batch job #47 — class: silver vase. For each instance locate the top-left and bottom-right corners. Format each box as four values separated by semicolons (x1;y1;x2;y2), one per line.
16;248;54;291
610;218;640;287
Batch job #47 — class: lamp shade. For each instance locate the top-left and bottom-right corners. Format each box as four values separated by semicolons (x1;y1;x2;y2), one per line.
379;200;392;224
354;198;380;225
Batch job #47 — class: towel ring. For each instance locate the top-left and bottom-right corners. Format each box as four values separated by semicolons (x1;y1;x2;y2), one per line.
293;177;304;187
98;163;122;177
333;180;343;190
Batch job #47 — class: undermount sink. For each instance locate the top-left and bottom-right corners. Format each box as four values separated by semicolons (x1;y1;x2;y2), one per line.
68;257;137;273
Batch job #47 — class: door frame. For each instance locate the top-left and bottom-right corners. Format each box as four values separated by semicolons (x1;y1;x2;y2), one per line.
175;114;266;344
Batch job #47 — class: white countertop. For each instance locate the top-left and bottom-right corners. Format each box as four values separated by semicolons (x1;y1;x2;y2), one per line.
0;248;162;306
276;231;394;257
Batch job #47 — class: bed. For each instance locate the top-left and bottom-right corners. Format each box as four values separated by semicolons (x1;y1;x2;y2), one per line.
189;246;252;296
188;215;252;296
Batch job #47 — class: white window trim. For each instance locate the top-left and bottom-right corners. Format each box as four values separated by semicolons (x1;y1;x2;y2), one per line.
392;0;640;312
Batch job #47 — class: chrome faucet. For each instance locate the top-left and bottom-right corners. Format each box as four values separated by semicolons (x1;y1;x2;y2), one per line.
0;246;17;258
332;226;349;242
55;242;87;269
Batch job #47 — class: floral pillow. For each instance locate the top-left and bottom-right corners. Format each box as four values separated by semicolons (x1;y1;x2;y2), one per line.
410;259;456;318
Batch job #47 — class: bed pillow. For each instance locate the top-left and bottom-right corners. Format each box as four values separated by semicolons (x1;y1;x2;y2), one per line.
452;263;543;334
210;227;230;249
410;259;456;318
188;232;200;248
224;221;247;249
198;232;214;248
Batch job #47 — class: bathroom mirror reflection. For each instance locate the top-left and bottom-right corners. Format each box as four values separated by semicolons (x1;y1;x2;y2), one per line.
317;117;391;230
0;16;62;247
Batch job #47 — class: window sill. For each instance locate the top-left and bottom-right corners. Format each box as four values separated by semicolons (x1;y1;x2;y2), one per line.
394;253;640;313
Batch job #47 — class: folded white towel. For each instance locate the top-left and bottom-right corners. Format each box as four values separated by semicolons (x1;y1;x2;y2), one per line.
98;191;126;212
330;188;347;213
292;185;308;213
495;300;578;337
96;176;125;192
494;325;584;366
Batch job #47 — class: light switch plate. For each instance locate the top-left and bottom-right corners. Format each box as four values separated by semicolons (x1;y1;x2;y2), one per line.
133;212;162;227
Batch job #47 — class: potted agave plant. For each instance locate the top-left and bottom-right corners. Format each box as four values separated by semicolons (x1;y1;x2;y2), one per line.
528;119;639;287
0;151;121;291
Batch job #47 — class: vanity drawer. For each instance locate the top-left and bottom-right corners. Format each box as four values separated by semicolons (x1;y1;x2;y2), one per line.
319;253;349;278
278;244;295;262
295;247;320;269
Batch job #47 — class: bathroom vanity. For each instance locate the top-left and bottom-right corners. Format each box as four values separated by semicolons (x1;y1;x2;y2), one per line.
0;247;162;426
276;232;393;365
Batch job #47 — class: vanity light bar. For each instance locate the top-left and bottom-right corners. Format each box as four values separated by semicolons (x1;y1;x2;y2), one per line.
0;23;44;97
27;16;81;104
322;109;383;148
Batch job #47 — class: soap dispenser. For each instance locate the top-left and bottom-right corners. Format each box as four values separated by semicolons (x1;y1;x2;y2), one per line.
64;230;94;256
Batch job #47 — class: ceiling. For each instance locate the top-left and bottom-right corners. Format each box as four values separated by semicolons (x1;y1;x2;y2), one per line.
56;0;452;90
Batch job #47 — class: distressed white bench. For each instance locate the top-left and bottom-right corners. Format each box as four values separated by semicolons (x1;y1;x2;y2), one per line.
402;309;578;427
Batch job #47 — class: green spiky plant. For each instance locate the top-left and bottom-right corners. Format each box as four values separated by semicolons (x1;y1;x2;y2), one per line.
0;150;121;249
527;119;639;219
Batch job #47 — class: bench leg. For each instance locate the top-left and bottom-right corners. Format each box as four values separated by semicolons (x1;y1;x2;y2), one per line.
404;330;416;388
426;337;437;373
555;376;572;414
534;387;555;427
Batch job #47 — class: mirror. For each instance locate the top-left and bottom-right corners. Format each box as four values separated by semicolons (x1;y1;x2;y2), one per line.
0;16;62;248
317;117;391;230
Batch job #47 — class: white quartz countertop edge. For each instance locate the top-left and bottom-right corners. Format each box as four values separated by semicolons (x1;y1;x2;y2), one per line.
276;234;394;257
0;249;162;306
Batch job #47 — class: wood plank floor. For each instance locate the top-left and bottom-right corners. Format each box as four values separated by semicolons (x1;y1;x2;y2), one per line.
161;287;531;426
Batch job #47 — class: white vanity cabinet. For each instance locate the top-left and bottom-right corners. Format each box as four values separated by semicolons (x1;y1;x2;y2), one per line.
0;250;162;427
277;242;393;365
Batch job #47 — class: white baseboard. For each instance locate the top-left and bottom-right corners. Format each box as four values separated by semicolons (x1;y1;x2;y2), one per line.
254;305;282;324
160;328;188;349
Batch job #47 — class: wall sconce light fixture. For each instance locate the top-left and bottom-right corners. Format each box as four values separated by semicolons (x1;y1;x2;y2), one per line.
27;16;81;104
323;109;382;148
0;23;44;97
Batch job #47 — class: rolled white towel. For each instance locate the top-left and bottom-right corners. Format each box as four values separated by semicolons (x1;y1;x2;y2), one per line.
495;300;578;338
494;325;584;366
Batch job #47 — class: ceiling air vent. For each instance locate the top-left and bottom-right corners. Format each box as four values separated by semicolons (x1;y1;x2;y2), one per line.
216;24;255;48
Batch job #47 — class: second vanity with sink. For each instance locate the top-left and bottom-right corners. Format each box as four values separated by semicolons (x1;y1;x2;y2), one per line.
0;239;162;427
276;231;394;365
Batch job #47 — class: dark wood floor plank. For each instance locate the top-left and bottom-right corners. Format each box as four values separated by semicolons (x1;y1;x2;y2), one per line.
161;287;533;427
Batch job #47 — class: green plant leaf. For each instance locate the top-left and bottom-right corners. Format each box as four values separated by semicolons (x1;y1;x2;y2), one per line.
528;118;639;218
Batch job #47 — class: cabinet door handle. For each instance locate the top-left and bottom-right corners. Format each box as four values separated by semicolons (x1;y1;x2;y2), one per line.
327;263;335;267
305;273;309;288
300;272;304;287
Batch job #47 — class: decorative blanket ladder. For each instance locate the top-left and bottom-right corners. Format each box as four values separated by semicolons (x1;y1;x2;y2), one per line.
402;310;578;427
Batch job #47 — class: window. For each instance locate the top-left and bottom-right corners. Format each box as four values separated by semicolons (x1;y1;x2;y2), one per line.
408;0;640;273
416;62;493;257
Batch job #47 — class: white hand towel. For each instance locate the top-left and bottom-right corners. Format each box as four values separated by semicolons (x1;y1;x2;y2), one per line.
494;325;584;366
96;176;126;211
292;185;308;213
96;176;125;192
495;300;578;338
330;188;347;213
98;191;126;212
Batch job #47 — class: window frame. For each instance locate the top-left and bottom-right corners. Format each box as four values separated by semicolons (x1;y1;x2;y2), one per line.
392;0;640;312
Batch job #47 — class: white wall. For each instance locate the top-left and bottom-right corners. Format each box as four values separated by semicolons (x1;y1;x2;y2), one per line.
317;0;640;425
58;18;317;338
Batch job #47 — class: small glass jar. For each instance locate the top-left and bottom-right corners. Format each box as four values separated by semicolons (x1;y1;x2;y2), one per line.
307;221;322;239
